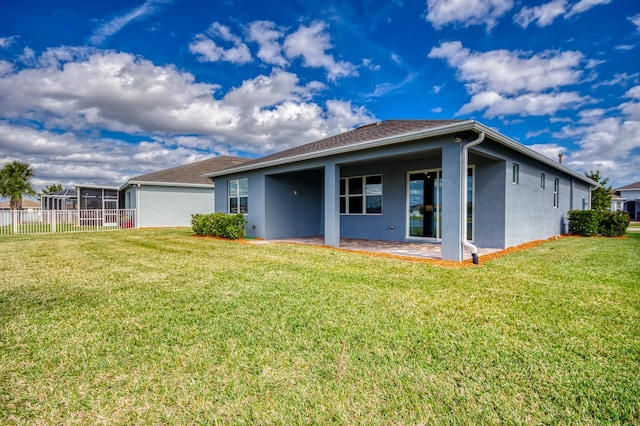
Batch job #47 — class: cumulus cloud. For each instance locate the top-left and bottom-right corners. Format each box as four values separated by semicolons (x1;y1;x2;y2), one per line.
90;0;171;45
428;41;591;117
425;0;514;31
0;46;373;187
247;20;287;67
550;86;640;185
189;22;252;64
283;21;358;81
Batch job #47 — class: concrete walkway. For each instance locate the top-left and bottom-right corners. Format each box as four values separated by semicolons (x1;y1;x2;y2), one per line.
249;236;500;261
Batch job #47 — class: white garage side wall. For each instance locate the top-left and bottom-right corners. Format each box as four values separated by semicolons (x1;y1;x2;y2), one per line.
138;186;214;227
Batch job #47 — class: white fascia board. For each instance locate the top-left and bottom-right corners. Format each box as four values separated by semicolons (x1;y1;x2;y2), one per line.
472;122;597;186
204;121;476;178
75;184;120;190
123;180;214;189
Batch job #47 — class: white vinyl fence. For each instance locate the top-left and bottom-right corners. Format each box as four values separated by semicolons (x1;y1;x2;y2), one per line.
0;209;136;235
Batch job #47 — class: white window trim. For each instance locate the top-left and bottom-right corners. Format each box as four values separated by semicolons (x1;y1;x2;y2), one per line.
553;177;560;208
340;174;383;215
228;178;248;214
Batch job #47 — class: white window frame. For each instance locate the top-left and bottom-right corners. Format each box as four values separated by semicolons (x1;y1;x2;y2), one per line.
553;177;560;208
340;174;383;215
540;172;546;190
228;178;248;214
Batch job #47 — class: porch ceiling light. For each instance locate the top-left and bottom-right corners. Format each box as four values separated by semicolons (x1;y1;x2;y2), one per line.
453;134;463;143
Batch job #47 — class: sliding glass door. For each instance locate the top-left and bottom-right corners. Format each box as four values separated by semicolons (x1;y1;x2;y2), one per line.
408;170;442;239
407;168;474;241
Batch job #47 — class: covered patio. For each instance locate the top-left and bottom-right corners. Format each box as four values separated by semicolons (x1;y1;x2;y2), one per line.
248;236;501;261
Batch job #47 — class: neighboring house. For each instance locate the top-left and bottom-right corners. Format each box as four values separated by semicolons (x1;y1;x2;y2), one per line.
0;198;41;210
120;156;248;228
205;120;596;262
614;181;640;220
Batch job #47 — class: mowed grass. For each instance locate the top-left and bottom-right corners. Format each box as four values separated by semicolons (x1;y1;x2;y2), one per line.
1;229;639;424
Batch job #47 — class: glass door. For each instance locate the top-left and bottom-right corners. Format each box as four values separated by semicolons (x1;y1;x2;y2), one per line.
408;170;441;239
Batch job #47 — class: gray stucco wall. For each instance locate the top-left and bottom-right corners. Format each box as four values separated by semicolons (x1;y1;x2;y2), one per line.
213;134;592;256
135;185;214;227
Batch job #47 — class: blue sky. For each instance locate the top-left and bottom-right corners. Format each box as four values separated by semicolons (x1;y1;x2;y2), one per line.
0;0;638;191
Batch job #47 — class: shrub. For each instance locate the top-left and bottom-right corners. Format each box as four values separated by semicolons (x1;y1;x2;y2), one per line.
568;210;601;236
568;210;630;237
191;212;246;239
598;211;630;237
191;213;204;235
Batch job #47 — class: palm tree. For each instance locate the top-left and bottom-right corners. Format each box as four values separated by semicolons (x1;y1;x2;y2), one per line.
0;161;36;210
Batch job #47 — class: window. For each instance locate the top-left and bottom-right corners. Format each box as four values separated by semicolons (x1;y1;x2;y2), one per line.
229;178;248;214
340;175;382;215
540;172;546;190
512;163;519;184
553;178;560;208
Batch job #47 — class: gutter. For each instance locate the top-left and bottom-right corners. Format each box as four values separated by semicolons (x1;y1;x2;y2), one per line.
457;132;485;265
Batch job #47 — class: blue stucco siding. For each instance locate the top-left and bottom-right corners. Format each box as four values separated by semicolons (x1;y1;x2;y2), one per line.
212;131;592;259
264;170;323;239
471;155;506;249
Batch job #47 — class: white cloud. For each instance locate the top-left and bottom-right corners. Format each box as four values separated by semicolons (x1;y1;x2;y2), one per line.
189;23;252;64
89;0;171;45
247;21;287;67
513;0;567;28
283;21;358;81
0;36;18;49
425;0;514;31
0;47;374;187
428;41;591;117
223;69;324;108
630;14;640;31
529;143;565;160
549;86;640;185
514;0;612;28
565;0;612;18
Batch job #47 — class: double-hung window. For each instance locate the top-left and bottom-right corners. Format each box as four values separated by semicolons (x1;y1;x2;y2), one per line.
229;178;248;214
553;178;560;208
340;175;382;214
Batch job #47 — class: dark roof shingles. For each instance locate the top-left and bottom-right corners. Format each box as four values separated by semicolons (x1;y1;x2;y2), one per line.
132;155;248;185
228;120;464;171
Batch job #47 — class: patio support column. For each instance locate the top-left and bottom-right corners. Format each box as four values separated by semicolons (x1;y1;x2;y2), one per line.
324;162;340;247
441;143;464;261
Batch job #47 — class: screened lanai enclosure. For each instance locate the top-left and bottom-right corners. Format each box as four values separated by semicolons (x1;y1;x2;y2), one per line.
3;185;135;235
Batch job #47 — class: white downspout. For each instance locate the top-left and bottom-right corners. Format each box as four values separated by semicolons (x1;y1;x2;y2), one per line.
457;132;485;264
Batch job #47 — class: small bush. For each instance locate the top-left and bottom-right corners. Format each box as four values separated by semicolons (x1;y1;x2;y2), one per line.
598;211;630;237
568;210;630;237
191;212;246;239
568;210;601;236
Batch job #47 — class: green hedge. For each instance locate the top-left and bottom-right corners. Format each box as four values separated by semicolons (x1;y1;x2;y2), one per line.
191;212;247;239
568;210;629;237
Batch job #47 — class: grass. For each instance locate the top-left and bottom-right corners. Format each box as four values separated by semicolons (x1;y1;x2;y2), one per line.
1;229;639;424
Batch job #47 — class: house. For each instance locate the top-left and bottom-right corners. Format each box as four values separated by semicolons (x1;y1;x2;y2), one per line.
205;120;596;262
120;156;247;228
614;181;640;220
0;198;41;210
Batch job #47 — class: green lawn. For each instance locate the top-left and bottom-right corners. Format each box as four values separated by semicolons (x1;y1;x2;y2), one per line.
1;229;639;424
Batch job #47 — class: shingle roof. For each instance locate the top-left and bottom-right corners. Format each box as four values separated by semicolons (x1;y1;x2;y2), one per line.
225;120;463;171
616;181;640;191
130;155;249;185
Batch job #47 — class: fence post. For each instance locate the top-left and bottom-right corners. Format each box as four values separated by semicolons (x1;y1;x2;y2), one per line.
12;210;18;234
51;210;56;233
